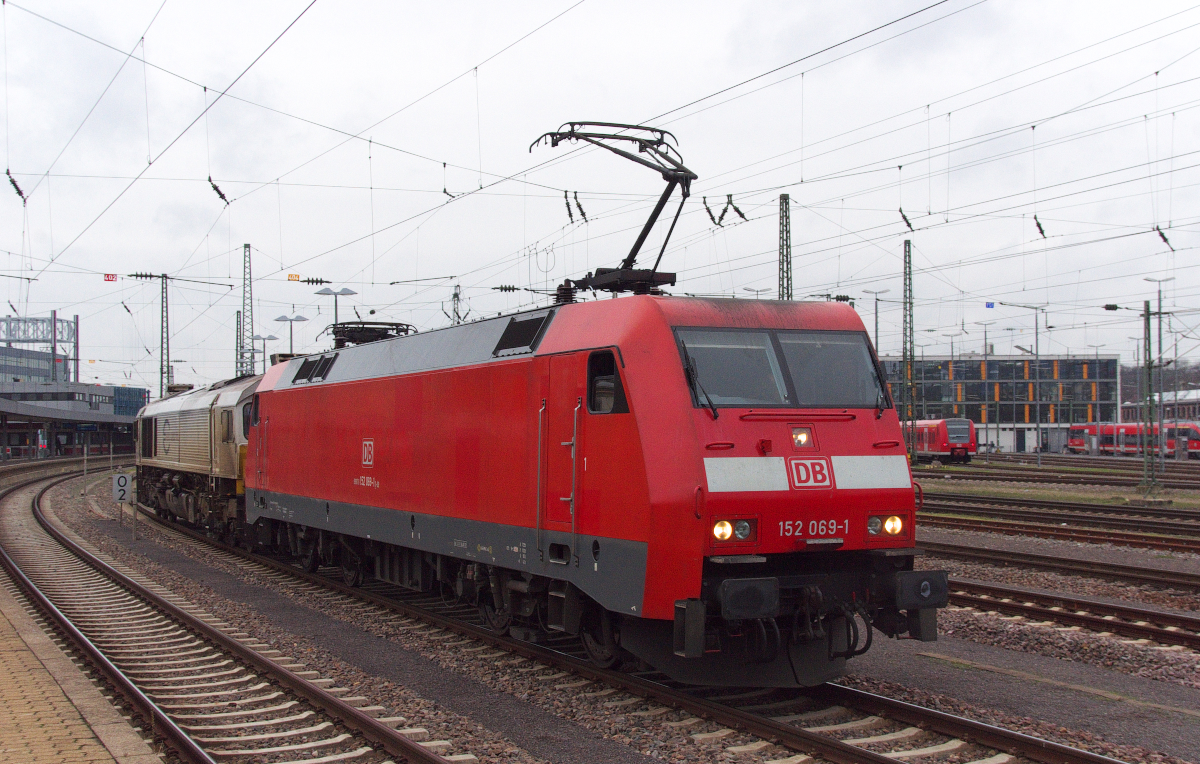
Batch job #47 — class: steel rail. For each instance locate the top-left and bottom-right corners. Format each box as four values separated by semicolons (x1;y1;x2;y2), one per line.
0;469;217;764
924;491;1200;521
985;452;1200;474
139;504;1127;764
913;468;1200;489
917;514;1200;554
948;579;1200;649
30;481;449;764
921;541;1200;589
813;685;1127;764
921;502;1200;532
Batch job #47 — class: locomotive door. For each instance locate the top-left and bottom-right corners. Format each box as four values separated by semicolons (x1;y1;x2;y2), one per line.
255;416;269;490
544;354;584;563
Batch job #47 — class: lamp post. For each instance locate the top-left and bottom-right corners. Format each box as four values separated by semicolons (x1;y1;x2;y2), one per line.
1145;277;1174;473
275;315;308;354
315;287;357;325
863;289;890;351
251;335;279;374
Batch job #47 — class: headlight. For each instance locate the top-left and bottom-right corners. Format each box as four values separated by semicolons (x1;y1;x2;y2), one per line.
734;520;752;540
867;516;883;535
884;515;904;535
791;427;813;447
713;520;733;541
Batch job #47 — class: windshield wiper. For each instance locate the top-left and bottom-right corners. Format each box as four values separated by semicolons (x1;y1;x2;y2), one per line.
680;341;719;420
876;388;886;420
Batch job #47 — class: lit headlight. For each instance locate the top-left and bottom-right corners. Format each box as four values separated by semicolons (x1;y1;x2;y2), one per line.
791;427;813;448
713;520;733;541
867;516;883;535
734;520;752;540
884;515;904;535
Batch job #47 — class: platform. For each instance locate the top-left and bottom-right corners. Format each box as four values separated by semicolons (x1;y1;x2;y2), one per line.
0;572;161;763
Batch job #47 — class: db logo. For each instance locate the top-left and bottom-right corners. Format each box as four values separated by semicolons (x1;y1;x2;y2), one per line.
361;438;374;468
788;457;834;489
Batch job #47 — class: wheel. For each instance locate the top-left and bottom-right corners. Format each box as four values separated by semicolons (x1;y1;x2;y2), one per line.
479;599;511;635
301;542;321;573
580;609;619;668
340;556;364;587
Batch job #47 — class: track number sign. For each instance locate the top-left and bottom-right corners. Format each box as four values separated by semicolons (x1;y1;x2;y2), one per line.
787;457;834;489
112;473;131;503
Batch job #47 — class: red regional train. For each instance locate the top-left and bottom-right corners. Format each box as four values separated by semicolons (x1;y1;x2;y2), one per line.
203;296;944;687
911;418;976;463
1066;422;1200;458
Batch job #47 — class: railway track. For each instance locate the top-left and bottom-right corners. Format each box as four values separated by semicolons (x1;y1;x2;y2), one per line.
924;492;1200;521
115;494;1131;764
922;500;1200;532
916;506;1200;554
0;472;458;764
948;579;1200;650
916;489;1200;553
918;514;1200;553
913;464;1200;490
921;540;1200;590
983;452;1200;475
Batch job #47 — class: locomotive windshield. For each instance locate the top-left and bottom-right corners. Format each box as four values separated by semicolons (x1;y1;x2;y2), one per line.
676;328;887;409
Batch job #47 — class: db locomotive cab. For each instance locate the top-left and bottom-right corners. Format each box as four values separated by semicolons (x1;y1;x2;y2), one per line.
641;320;948;687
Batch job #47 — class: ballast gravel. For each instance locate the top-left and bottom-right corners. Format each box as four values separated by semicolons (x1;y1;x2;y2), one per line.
56;476;1193;763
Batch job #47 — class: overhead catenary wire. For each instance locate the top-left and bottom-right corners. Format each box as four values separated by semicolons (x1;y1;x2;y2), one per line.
30;0;321;280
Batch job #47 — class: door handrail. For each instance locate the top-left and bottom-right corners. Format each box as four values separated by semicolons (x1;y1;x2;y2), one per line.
568;397;581;566
535;399;546;561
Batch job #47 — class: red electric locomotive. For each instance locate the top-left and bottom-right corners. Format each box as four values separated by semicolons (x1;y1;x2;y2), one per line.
911;418;976;463
242;295;947;687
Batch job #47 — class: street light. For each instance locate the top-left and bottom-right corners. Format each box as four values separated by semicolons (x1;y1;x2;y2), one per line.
275;315;309;354
863;289;890;351
251;334;279;374
315;287;357;325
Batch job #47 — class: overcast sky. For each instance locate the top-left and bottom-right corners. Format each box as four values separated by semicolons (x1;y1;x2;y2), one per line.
2;0;1198;392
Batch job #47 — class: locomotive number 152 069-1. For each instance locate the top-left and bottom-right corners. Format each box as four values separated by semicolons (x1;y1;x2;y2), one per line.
779;519;849;537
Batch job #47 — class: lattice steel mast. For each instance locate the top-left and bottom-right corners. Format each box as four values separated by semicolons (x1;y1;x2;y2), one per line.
901;239;915;456
161;275;170;397
236;243;255;376
778;194;792;300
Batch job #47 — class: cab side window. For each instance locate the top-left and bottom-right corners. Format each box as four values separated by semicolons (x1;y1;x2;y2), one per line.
587;351;629;414
242;402;254;436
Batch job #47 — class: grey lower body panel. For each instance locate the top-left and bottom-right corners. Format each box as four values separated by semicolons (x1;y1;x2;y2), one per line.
246;488;647;616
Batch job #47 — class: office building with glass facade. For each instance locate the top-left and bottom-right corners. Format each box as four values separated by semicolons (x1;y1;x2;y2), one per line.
880;353;1121;452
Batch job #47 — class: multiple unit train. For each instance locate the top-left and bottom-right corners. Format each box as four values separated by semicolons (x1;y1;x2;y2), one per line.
910;418;976;463
135;296;948;687
1066;422;1200;458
